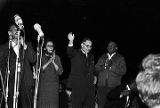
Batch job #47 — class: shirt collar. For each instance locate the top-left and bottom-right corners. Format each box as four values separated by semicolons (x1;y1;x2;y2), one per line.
11;41;17;48
107;52;116;60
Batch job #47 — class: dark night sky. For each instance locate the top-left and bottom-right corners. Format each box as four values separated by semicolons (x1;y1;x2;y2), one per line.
0;0;160;82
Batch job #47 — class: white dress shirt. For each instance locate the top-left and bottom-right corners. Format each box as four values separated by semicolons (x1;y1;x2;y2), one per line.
12;41;19;56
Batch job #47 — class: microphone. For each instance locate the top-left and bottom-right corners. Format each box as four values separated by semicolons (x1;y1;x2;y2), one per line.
34;23;44;37
14;14;24;29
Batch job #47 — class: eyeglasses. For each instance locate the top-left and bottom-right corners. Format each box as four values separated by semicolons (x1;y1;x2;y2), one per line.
47;45;53;47
84;44;92;48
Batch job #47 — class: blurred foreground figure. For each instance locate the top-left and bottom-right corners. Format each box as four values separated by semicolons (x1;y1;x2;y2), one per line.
136;54;160;108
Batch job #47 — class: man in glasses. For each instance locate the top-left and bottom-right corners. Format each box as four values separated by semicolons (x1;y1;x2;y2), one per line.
66;32;95;108
95;41;127;108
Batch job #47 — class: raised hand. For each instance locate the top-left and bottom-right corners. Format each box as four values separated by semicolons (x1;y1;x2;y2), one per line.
67;32;75;41
20;36;27;49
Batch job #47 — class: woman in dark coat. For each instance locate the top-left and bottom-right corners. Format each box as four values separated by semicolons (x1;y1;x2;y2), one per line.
37;40;63;108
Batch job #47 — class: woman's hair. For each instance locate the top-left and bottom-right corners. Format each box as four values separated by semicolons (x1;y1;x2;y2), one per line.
42;38;55;56
136;54;160;108
43;38;54;50
44;38;54;48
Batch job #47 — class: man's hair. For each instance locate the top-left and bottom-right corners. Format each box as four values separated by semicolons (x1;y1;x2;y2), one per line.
81;37;92;43
108;41;118;50
136;54;160;108
8;24;17;31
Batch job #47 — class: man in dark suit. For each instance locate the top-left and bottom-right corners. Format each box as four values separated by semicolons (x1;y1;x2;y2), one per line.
95;41;127;108
0;24;36;108
66;32;95;108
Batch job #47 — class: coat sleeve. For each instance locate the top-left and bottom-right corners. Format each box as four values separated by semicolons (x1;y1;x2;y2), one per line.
66;46;77;59
90;54;95;75
0;43;9;79
0;43;8;69
95;55;105;75
55;55;63;75
111;56;127;76
25;42;36;64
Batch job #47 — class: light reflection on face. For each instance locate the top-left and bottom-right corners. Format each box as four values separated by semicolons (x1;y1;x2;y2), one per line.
82;40;92;54
107;41;117;54
9;25;19;39
46;41;54;53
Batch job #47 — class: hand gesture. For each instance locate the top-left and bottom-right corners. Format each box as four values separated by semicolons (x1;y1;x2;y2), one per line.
49;56;55;63
67;32;75;41
52;52;56;63
20;37;27;49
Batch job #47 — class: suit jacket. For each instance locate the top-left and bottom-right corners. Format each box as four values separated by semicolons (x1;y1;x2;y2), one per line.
67;46;95;89
0;42;36;88
95;52;126;87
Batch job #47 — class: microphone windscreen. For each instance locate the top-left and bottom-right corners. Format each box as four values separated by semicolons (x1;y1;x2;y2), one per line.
34;23;44;37
34;23;41;31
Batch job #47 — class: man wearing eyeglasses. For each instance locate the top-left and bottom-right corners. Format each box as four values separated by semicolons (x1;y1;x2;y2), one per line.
95;41;127;108
66;32;95;108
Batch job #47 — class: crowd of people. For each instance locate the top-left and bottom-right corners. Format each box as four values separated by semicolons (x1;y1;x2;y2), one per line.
0;15;160;108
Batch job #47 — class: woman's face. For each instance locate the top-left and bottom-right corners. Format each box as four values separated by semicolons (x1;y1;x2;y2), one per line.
46;41;54;53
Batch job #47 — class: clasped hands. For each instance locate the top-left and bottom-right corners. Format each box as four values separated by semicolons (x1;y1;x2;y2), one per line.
48;53;56;64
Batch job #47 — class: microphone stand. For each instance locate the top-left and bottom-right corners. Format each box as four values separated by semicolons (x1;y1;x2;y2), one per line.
13;30;21;108
4;38;12;108
0;36;12;108
33;35;44;108
0;69;8;108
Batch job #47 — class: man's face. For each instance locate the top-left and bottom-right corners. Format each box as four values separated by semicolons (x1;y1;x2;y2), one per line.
81;40;92;54
46;41;54;53
9;25;19;40
107;42;117;54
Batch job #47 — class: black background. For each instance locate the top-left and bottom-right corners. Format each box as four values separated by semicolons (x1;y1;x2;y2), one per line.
0;0;160;82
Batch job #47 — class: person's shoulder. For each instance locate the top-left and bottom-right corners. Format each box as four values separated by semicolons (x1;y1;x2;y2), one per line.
55;54;62;60
99;53;107;59
0;42;9;49
26;41;32;45
26;42;35;49
55;54;60;58
88;52;94;57
115;53;126;63
116;52;124;58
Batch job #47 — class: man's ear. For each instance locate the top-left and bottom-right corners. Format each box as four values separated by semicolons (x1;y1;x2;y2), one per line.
8;31;11;36
116;47;118;50
8;31;12;40
81;43;83;48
